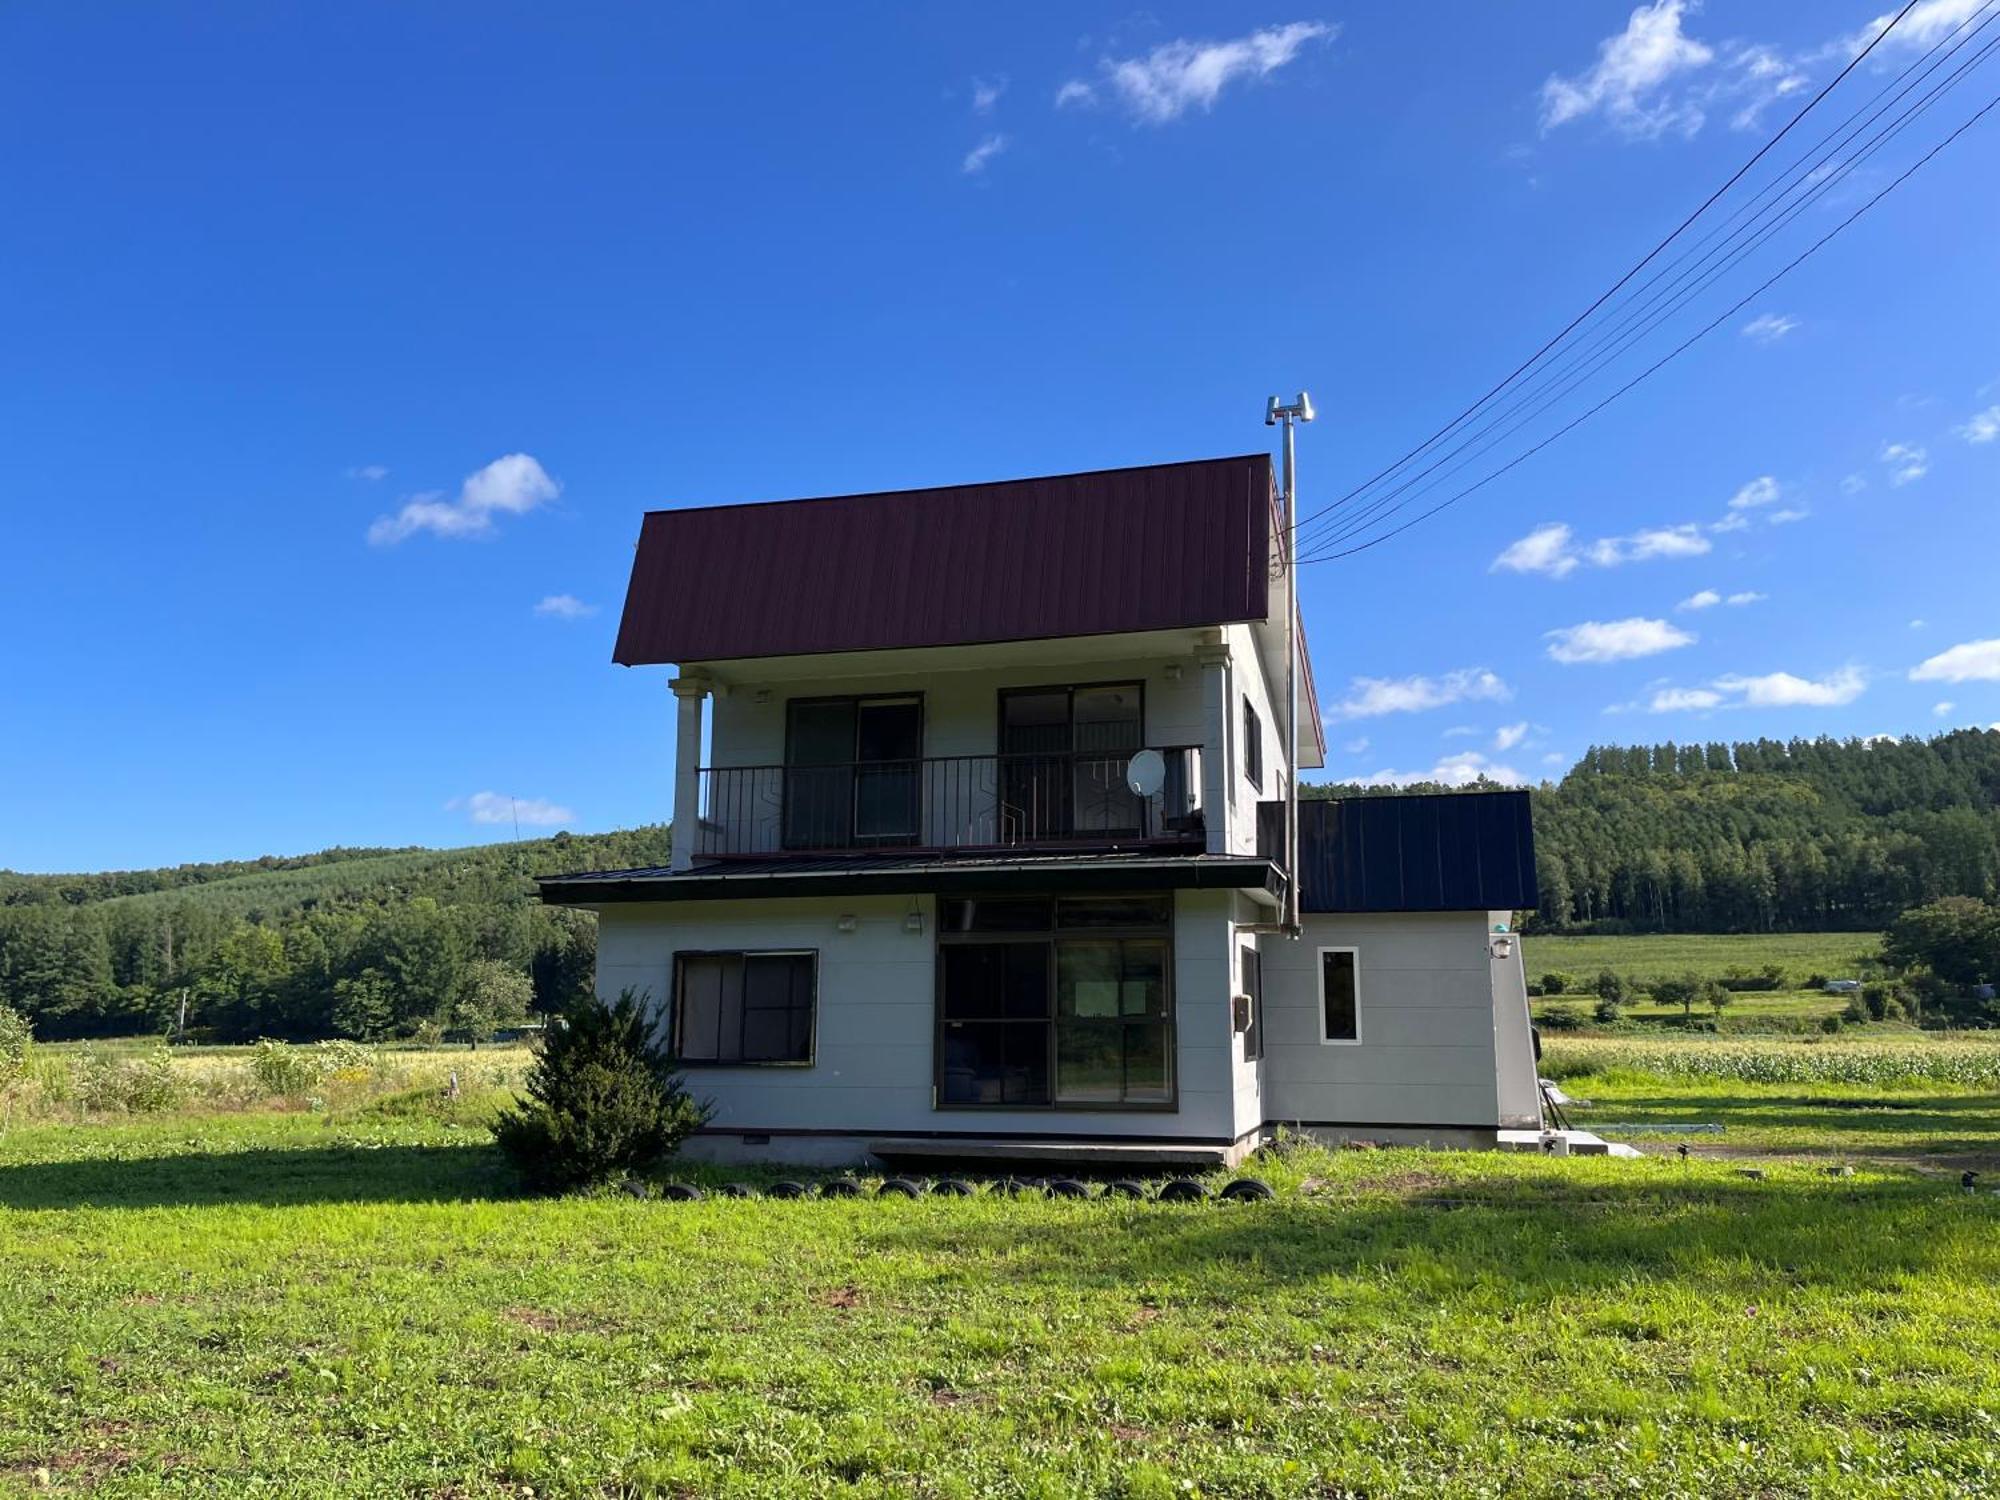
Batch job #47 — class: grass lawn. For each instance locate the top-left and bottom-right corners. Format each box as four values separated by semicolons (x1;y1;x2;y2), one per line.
4;1085;1999;1497
1525;932;1879;986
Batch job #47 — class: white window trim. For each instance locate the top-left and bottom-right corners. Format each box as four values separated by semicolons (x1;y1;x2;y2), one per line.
1317;945;1362;1046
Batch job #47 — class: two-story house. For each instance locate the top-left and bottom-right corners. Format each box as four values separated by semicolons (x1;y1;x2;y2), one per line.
538;454;1544;1167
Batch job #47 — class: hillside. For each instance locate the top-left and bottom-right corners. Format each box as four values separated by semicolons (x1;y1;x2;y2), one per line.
0;825;668;1041
1312;728;2000;934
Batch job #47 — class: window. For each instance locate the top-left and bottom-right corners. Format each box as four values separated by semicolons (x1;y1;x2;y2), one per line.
1243;698;1263;791
673;951;816;1064
937;895;1173;1108
998;683;1144;838
1320;947;1360;1044
783;696;922;850
1239;944;1263;1061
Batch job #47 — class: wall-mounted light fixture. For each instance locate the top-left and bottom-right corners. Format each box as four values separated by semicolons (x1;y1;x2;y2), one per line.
835;914;858;933
904;907;925;935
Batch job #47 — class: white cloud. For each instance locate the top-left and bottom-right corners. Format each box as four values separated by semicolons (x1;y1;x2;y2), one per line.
1881;441;1928;486
1726;590;1766;606
1841;0;1987;57
346;464;389;482
1490;522;1578;578
452;791;575;828
1712;666;1867;707
1342;736;1370;756
1494;721;1529;752
367;453;559;546
1741;313;1798;344
1728;475;1781;510
1589;523;1712;565
1441;724;1481;739
962;134;1008;174
1840;473;1868;496
1647;686;1725;712
971;76;1006;114
1911;638;2000;684
1542;751;1568;767
1934;700;1957;717
534;593;597;620
1066;20;1333;125
1957;404;2000;443
1709;511;1751;533
1679;588;1722;611
1352;751;1525;790
1766;506;1810;525
1330;667;1511;720
1546;617;1696;665
1540;0;1715;137
1910;618;1927;629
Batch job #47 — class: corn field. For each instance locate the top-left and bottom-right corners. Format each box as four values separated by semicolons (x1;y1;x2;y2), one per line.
1543;1034;2000;1087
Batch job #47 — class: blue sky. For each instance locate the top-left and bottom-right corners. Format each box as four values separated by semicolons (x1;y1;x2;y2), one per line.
4;1;1998;872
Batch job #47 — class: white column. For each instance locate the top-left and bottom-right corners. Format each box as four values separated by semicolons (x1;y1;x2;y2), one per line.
1195;641;1231;856
669;675;710;872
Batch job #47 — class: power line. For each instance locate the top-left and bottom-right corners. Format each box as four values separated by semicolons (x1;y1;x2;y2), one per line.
1300;20;2000;557
1296;85;2000;566
1285;0;1924;550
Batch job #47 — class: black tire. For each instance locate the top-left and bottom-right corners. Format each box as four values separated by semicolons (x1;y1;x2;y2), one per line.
1045;1178;1092;1199
877;1177;924;1198
658;1182;704;1202
716;1182;758;1199
930;1177;976;1197
767;1180;809;1200
1103;1179;1146;1199
1157;1178;1210;1203
820;1178;864;1199
1219;1177;1276;1202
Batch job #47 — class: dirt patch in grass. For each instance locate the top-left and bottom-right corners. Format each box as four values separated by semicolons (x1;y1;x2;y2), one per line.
823;1285;863;1310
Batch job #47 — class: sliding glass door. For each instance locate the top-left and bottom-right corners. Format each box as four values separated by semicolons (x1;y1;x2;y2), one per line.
997;683;1144;841
783;696;922;849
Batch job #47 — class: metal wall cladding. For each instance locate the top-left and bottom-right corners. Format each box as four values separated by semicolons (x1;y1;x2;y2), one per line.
1296;790;1538;914
612;454;1274;666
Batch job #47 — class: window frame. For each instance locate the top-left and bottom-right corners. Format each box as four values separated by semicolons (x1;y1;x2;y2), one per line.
1317;945;1362;1046
670;948;820;1067
933;893;1176;1112
1242;696;1263;791
1239;941;1264;1062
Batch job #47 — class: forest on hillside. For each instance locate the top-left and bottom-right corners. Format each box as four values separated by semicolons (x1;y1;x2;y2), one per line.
1315;728;2000;934
0;827;669;1041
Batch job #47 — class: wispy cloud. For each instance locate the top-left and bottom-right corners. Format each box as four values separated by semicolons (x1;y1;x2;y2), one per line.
1741;312;1798;344
1588;524;1711;565
1678;589;1722;611
1540;0;1714;137
1647;685;1725;712
1957;404;2000;443
450;791;575;828
1493;721;1530;752
1840;473;1868;495
1766;506;1810;525
1727;475;1781;510
1350;750;1525;790
1727;590;1766;606
1934;700;1957;717
1061;21;1333;125
962;134;1008;174
368;453;559;546
971;76;1007;114
1645;666;1866;711
1490;522;1580;578
1491;518;1710;577
1329;667;1511;720
1912;637;2000;684
1839;0;1988;58
1881;441;1928;486
1546;617;1696;665
1342;736;1370;756
346;464;389;482
533;594;597;621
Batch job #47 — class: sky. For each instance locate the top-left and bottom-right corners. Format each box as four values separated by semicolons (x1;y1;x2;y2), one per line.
3;1;1998;873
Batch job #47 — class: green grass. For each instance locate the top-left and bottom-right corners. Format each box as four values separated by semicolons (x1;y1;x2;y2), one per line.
3;1089;1999;1497
1526;931;1879;985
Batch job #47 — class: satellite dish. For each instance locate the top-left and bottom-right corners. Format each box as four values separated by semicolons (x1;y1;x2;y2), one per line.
1125;748;1166;798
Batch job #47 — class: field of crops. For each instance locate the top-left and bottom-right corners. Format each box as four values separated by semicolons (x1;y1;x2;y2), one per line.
1525;931;1878;985
1542;1033;2000;1087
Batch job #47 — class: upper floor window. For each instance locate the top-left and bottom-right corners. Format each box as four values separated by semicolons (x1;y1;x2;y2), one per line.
998;683;1145;839
1320;946;1360;1044
783;696;922;850
1243;698;1264;791
673;950;817;1064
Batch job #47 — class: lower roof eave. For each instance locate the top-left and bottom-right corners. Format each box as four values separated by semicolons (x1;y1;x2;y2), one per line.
539;855;1285;906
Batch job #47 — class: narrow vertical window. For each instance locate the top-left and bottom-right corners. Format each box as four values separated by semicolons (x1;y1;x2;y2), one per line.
1239;944;1263;1061
1242;698;1263;791
1320;947;1360;1044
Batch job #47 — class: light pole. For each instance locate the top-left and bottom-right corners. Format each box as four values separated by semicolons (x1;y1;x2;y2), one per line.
1265;393;1314;938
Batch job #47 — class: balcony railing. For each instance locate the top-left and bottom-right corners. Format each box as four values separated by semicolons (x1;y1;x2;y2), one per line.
696;747;1203;858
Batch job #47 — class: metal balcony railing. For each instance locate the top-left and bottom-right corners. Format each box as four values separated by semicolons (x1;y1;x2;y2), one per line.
695;746;1204;858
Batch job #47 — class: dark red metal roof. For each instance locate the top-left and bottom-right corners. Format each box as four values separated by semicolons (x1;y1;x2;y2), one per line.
613;455;1275;667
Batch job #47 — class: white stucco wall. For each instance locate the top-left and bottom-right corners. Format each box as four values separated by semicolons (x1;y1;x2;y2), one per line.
593;888;1246;1144
1257;911;1508;1130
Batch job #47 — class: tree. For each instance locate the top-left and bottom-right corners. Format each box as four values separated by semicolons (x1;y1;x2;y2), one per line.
454;959;533;1048
331;968;396;1042
1884;897;2000;988
491;990;709;1193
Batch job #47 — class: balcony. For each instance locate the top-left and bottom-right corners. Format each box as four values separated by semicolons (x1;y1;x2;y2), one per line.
695;747;1203;859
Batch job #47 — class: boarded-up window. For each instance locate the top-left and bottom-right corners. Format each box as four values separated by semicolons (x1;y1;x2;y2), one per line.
1320;947;1360;1044
673;951;816;1064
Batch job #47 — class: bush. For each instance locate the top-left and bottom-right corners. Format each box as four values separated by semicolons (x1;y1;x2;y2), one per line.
71;1046;187;1113
1650;973;1701;1016
1592;969;1632;1005
1592;995;1623;1024
1538;1003;1585;1032
492;990;710;1193
1819;1013;1846;1034
249;1038;377;1099
1842;994;1869;1024
1541;970;1576;997
1805;973;1829;992
1861;983;1898;1022
0;1005;30;1083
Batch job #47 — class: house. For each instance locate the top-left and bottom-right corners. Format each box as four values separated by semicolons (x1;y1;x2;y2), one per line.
538;454;1543;1167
